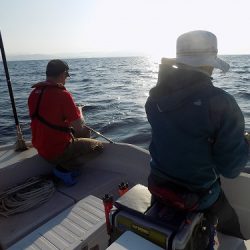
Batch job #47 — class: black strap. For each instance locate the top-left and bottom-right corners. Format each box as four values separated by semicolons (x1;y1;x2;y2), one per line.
31;86;74;134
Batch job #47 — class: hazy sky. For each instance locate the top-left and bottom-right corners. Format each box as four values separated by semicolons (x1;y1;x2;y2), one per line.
0;0;250;57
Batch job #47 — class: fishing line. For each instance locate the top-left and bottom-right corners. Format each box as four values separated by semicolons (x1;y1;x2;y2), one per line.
78;105;114;143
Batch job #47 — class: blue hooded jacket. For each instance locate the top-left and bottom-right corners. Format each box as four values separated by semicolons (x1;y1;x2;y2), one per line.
145;63;249;209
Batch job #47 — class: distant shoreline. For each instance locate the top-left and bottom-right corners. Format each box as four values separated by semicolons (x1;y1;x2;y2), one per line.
1;51;149;62
1;53;249;62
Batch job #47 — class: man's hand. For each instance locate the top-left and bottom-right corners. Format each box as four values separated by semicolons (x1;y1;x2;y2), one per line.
245;132;250;144
71;118;90;138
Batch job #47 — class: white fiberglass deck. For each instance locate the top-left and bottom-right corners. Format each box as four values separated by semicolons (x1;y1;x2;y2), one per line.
0;143;249;249
8;195;108;250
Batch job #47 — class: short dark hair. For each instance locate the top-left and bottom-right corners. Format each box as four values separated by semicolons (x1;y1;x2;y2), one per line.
46;59;70;77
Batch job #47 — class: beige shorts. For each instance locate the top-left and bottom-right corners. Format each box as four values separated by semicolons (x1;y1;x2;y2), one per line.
49;138;103;170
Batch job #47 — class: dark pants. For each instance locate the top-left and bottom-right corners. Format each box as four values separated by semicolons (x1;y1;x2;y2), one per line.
203;191;245;239
48;138;103;170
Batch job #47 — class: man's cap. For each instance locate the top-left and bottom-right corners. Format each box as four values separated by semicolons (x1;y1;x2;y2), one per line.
46;59;70;77
175;30;230;73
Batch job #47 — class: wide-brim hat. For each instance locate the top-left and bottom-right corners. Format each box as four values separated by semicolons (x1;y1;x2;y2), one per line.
175;30;230;73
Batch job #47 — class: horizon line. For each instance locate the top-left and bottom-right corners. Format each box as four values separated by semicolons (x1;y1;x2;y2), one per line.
1;52;250;62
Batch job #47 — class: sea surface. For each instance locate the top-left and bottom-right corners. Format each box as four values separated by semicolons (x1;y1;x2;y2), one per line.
0;55;250;149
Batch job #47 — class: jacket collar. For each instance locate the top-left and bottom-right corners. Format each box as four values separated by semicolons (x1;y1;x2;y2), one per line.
31;80;65;89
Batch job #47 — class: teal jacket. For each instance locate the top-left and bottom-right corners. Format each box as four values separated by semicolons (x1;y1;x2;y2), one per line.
145;64;249;209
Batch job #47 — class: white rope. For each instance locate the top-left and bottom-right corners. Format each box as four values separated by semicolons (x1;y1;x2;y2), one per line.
0;176;55;217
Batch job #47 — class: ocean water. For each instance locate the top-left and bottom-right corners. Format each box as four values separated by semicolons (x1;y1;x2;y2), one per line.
0;55;250;149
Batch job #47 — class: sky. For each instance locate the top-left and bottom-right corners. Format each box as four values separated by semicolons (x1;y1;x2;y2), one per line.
0;0;250;59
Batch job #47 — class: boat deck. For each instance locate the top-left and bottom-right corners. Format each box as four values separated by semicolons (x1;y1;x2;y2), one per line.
0;143;249;249
0;143;150;249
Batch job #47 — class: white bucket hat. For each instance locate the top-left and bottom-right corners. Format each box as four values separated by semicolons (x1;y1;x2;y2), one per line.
176;30;230;73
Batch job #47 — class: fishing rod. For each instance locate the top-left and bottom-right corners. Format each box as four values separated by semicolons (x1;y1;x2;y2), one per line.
84;124;114;144
0;31;28;151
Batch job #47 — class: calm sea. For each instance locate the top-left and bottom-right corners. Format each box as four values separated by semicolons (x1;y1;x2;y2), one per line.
0;56;250;149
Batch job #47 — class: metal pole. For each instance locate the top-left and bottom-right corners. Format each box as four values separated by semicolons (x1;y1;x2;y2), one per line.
0;31;27;151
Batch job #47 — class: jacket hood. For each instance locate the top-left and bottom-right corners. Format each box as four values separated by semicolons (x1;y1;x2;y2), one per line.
149;64;212;112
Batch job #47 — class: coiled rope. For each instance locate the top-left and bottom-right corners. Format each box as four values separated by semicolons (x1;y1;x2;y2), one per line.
0;176;55;217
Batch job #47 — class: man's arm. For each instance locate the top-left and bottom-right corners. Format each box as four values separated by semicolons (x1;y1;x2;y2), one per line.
211;93;249;178
245;132;250;144
61;92;90;138
70;106;90;138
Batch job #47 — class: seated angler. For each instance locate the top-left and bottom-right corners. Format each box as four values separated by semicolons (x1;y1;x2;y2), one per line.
145;30;249;240
28;59;103;185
